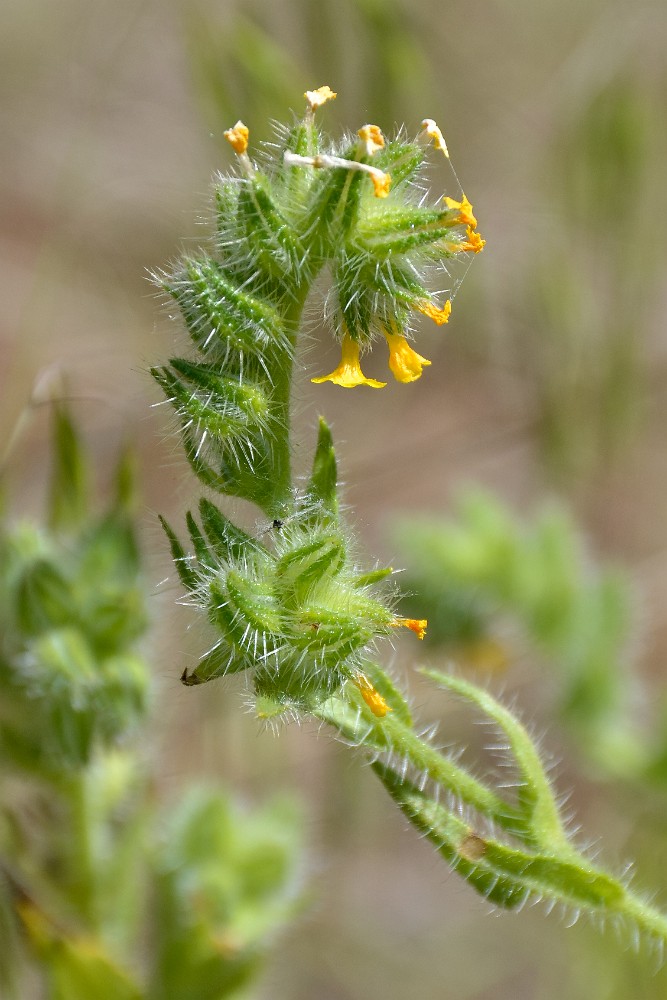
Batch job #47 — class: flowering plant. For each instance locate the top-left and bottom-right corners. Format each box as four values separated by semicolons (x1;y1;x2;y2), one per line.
153;87;667;944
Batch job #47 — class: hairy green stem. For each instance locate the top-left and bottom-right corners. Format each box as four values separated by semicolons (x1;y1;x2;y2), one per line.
311;695;527;836
265;294;309;517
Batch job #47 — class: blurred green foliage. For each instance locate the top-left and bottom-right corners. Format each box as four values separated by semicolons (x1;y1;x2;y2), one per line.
393;489;667;783
0;407;302;999
0;405;146;772
182;0;427;143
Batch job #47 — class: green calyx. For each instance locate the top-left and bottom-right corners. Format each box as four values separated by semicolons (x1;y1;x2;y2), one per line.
167;487;394;706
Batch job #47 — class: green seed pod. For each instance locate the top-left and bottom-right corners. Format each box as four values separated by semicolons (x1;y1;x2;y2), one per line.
276;120;320;203
301;144;367;252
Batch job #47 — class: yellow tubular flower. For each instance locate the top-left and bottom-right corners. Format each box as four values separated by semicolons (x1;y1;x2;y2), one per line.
311;333;386;388
443;194;477;229
358;124;385;156
391;617;428;640
416;299;452;326
223;121;249;155
389;618;428;639
305;85;337;110
354;674;392;718
384;330;431;383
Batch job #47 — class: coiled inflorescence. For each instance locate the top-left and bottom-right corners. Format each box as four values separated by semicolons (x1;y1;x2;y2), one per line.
152;89;485;508
151;87;479;707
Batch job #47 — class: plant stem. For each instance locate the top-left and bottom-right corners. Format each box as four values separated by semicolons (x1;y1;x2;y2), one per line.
61;771;97;929
265;291;309;517
312;696;527;836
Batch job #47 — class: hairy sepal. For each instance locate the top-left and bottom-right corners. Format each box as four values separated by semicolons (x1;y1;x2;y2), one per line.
164;256;290;365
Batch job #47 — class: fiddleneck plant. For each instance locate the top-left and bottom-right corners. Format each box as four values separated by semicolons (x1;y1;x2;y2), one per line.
153;86;667;943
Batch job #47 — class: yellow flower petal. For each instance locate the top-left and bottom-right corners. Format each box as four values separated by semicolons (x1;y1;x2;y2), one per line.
223;121;249;155
443;193;477;229
391;617;428;640
358;124;385;156
421;118;449;157
416;299;452;326
460;226;486;253
354;674;392;717
311;333;386;388
370;171;391;198
305;85;337;110
385;331;431;383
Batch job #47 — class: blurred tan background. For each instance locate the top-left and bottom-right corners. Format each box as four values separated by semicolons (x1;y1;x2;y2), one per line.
2;0;667;996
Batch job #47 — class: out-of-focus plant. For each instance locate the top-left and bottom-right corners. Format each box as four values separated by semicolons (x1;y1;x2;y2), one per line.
182;0;426;144
394;490;667;798
152;87;667;946
393;489;643;777
0;406;302;1000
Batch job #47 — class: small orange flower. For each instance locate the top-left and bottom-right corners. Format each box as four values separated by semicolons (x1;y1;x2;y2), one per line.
391;617;428;640
459;226;486;253
354;674;392;717
385;330;431;383
223;121;249;155
311;333;386;388
416;299;452;326
444;194;477;229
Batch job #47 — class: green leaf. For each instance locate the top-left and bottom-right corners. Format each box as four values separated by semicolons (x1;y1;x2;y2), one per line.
353;566;393;588
374;762;624;912
158;516;198;592
306;417;338;517
185;512;215;572
423;669;567;848
48;405;88;533
198;497;266;564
